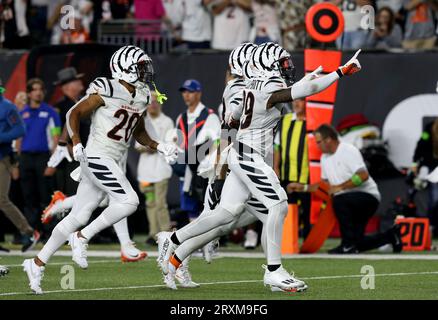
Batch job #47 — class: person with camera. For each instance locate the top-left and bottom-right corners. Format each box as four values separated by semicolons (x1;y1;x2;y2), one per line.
365;7;402;49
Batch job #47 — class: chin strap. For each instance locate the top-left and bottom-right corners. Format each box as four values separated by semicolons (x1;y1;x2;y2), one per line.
152;82;168;105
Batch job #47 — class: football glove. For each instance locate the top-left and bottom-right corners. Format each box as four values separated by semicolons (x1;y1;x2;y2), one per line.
47;144;72;168
72;143;87;163
157;142;178;164
339;49;362;76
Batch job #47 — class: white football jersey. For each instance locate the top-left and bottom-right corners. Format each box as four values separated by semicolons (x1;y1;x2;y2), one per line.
85;77;151;162
220;77;245;125
236;75;288;157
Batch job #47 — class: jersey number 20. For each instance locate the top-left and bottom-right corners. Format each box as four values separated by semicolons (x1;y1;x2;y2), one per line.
107;109;141;142
240;91;254;129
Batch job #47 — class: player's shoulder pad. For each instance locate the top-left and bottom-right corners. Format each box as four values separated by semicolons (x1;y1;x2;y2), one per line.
262;76;288;93
228;78;246;91
86;77;115;97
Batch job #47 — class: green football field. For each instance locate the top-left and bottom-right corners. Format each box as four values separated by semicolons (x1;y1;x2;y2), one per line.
1;238;438;300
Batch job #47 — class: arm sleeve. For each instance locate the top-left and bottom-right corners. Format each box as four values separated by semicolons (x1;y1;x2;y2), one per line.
49;108;62;136
291;71;340;100
0;108;26;143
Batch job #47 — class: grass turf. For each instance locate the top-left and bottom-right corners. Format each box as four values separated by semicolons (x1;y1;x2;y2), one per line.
1;251;438;300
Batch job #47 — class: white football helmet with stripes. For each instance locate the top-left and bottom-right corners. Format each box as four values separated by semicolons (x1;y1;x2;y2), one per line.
229;43;257;77
248;42;295;83
110;45;154;88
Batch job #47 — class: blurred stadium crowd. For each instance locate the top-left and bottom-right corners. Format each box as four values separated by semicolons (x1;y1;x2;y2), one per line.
1;0;438;51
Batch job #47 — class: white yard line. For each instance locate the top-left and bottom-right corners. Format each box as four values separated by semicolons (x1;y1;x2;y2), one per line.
1;271;438;297
2;250;438;260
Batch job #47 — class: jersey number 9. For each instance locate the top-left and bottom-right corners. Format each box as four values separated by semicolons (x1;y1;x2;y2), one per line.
240;91;254;130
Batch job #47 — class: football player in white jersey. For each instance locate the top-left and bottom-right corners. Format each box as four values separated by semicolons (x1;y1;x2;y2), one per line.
158;43;362;292
157;43;277;290
42;149;147;263
22;45;178;294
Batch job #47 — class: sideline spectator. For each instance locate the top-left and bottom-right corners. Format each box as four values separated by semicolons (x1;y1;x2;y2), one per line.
365;7;403;48
402;0;438;49
288;124;403;254
175;79;221;221
180;0;213;49
14;91;27;111
210;0;252;50
133;0;174;52
412;118;438;236
334;0;372;50
274;98;311;238
51;67;85;196
0;79;40;252
275;0;313;51
251;0;281;44
18;78;61;231
136;93;174;245
1;0;31;49
28;0;50;46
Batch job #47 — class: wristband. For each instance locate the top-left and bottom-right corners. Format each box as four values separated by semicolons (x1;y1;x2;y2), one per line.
351;174;363;186
336;68;344;78
58;141;67;147
303;184;309;192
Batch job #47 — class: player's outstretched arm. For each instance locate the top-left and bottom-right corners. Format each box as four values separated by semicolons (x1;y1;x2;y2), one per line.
267;49;362;109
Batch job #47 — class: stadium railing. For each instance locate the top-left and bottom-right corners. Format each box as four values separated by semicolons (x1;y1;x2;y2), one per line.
97;19;173;55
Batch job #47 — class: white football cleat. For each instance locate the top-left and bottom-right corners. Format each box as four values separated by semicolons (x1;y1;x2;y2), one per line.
175;259;200;288
22;259;44;294
202;239;218;264
41;191;67;224
156;231;177;274
69;232;88;269
0;265;9;277
163;263;177;290
263;265;308;293
121;241;147;262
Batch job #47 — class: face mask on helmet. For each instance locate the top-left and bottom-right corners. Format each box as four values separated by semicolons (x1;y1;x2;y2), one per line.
133;59;154;84
275;56;296;85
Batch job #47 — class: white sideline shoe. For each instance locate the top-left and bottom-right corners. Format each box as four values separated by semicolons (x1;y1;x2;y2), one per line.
22;259;44;295
0;265;9;277
121;241;147;262
175;259;200;288
156;231;177;274
69;232;88;269
244;229;258;249
263;265;308;293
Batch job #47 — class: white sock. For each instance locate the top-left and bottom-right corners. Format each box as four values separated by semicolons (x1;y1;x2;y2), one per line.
175;206;235;243
38;215;83;263
81;203;136;241
266;201;288;266
113;218;131;246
